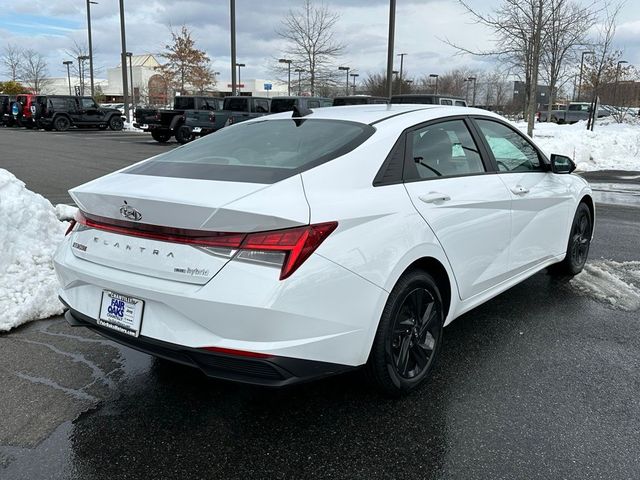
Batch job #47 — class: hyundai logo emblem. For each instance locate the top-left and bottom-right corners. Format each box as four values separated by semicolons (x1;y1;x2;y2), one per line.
119;201;142;221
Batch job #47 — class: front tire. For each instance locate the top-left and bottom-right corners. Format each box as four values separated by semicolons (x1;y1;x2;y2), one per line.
109;116;124;131
549;202;592;276
366;270;444;395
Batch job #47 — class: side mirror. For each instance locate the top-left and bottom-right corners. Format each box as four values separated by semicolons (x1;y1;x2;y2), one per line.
550;154;576;174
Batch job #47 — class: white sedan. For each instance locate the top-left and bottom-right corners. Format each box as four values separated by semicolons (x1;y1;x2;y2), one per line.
54;105;594;394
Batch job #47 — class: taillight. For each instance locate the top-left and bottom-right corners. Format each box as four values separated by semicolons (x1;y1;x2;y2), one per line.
240;222;338;280
73;211;337;280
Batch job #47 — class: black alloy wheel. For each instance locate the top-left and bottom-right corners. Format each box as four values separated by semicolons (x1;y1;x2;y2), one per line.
109;116;124;131
390;287;440;380
549;202;592;276
367;270;444;395
175;125;195;144
54;116;71;132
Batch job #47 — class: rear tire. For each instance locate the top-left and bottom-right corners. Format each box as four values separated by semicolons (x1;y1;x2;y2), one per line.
54;116;71;132
109;116;124;131
151;129;172;143
175;125;195;144
549;202;592;276
366;270;444;396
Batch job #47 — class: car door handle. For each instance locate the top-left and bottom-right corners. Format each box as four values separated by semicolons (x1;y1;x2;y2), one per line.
419;192;451;204
510;185;530;195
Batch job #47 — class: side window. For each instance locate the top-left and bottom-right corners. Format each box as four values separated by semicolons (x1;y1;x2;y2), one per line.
474;119;543;172
440;99;453;105
406;119;485;181
255;99;270;113
68;99;79;112
81;98;97;110
308;100;320;108
454;100;466;106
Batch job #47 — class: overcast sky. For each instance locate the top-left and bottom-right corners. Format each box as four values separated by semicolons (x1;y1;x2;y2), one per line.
1;0;639;83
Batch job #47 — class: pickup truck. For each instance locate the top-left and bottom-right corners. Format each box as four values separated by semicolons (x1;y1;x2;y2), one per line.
181;96;271;144
537;102;610;124
139;96;223;143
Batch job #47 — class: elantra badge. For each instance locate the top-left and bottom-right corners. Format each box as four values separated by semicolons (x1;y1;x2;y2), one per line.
119;201;142;221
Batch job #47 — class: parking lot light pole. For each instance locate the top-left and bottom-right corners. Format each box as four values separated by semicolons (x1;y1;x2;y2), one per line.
127;52;134;107
86;0;98;96
350;73;359;95
576;50;594;101
63;61;73;96
295;68;305;95
279;59;292;95
614;60;628;107
397;53;407;94
385;0;396;98
78;56;89;95
236;63;245;94
230;0;237;95
405;79;413;93
119;0;130;122
429;74;439;94
338;66;350;95
468;76;477;106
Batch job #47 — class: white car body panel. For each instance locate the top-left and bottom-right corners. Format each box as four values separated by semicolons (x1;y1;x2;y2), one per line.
54;104;594;381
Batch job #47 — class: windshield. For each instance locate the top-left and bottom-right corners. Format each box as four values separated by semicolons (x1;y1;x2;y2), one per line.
126;119;375;184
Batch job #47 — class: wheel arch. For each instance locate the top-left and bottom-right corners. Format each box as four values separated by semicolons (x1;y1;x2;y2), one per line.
579;193;595;237
398;256;453;321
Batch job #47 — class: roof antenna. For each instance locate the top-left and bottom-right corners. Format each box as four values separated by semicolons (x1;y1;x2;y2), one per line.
292;104;312;126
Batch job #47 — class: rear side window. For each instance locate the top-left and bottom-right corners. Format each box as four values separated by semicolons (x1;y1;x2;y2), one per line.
127;119;375;183
270;99;296;113
440;99;453;105
254;99;270;113
224;98;249;111
454;101;466;106
406;119;484;180
174;97;195;110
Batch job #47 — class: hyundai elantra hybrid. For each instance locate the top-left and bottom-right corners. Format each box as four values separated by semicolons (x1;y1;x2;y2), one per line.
54;104;594;394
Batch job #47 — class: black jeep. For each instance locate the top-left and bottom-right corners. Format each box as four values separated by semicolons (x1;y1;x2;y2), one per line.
36;96;125;131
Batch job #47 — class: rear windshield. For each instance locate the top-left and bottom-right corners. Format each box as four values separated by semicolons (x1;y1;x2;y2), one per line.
270;99;296;113
127;119;375;183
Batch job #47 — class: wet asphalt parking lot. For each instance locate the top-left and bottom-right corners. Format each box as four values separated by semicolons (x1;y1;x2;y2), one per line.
0;127;639;479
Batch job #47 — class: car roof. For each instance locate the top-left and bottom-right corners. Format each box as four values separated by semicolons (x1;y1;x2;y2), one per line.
263;104;502;126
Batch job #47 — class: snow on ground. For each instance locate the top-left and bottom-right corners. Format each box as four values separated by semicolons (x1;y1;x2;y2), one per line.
0;169;71;332
124;121;143;132
514;120;640;172
570;260;640;311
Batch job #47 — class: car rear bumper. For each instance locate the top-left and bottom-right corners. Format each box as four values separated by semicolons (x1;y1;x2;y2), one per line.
63;305;354;386
53;234;387;369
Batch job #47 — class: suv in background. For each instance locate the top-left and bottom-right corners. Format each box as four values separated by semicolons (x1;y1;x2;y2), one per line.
270;96;333;113
14;94;43;128
37;96;125;131
0;95;12;126
333;96;389;106
390;94;467;106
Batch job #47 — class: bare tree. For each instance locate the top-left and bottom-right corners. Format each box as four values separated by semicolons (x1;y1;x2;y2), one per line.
159;25;213;95
276;0;344;96
447;0;553;136
417;68;477;97
363;71;414;97
2;44;22;81
585;3;622;130
19;50;51;93
541;0;597;122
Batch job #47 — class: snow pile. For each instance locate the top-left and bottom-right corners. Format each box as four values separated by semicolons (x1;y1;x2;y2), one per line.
570;260;640;311
516;121;640;172
55;203;78;221
0;169;70;332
